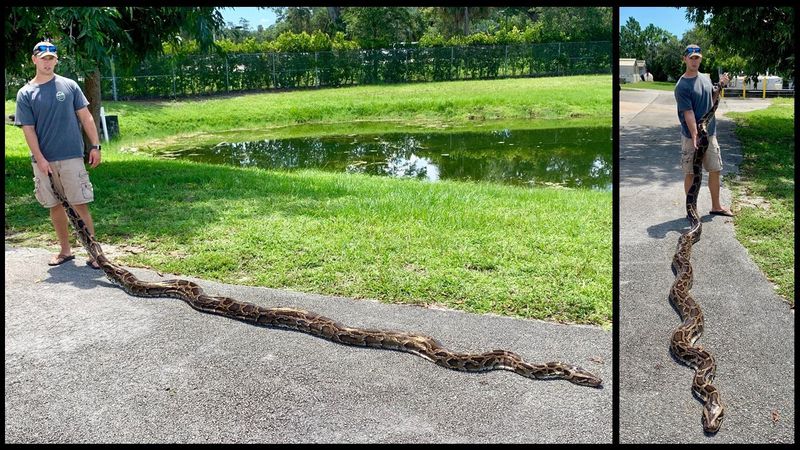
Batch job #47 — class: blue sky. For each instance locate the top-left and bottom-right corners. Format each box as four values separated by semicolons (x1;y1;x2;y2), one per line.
619;7;694;39
220;7;278;30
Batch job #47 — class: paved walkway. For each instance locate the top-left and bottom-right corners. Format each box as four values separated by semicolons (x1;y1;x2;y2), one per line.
618;89;794;443
5;245;611;443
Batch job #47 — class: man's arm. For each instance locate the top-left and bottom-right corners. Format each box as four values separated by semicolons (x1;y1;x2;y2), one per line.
22;125;52;174
76;107;102;168
682;109;699;150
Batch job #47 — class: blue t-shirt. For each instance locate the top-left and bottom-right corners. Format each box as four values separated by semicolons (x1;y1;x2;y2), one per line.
15;74;90;162
674;74;716;138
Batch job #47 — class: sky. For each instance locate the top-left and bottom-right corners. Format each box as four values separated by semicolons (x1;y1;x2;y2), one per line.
619;7;693;39
220;7;278;30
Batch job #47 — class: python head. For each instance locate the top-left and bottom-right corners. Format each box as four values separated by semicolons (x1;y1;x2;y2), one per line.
702;398;725;433
565;365;603;388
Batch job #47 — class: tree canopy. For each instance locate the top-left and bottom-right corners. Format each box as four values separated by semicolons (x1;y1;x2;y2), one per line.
4;7;223;136
685;7;794;79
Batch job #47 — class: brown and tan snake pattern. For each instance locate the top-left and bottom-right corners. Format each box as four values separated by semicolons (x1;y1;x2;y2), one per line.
48;174;602;388
668;80;726;433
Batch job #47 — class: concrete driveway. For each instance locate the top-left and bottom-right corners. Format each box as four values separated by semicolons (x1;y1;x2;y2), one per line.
5;245;611;443
618;88;794;443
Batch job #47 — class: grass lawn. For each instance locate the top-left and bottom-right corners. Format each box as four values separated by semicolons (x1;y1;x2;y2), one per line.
620;81;676;91
726;98;794;305
5;75;612;326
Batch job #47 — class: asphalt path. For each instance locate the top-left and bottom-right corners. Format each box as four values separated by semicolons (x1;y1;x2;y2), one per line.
618;88;794;443
5;245;611;444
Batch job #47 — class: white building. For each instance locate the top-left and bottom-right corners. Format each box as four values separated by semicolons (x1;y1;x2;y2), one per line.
619;58;647;83
727;75;783;90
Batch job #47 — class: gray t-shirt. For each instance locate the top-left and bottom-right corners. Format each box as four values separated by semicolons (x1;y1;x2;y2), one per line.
15;74;90;162
674;73;716;138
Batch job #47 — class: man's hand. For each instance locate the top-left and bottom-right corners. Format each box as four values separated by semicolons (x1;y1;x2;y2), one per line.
87;148;102;168
36;158;52;175
720;72;730;87
692;134;699;150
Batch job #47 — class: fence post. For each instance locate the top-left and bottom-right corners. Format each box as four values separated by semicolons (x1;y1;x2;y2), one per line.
504;45;508;77
225;54;230;92
272;53;277;88
315;51;320;87
171;61;176;97
110;56;118;101
450;46;455;80
530;44;534;76
558;42;562;75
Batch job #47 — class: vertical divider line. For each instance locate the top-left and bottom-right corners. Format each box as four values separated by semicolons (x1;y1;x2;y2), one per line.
611;5;621;445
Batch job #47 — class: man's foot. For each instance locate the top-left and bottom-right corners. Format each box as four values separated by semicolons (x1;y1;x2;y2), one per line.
48;253;75;266
86;259;101;270
709;208;735;217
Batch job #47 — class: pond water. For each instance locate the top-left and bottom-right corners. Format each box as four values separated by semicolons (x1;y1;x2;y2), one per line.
154;127;611;190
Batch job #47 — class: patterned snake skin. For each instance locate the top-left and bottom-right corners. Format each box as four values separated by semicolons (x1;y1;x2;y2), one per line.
47;174;602;387
669;80;727;433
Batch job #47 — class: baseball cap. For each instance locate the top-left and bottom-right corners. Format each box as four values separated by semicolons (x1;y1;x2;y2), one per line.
684;44;702;58
33;41;58;58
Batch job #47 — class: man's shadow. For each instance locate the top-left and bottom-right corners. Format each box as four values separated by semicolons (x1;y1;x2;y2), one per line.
41;260;114;291
646;214;714;240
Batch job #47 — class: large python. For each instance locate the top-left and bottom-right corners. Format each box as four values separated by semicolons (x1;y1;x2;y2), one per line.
668;79;727;433
47;173;602;388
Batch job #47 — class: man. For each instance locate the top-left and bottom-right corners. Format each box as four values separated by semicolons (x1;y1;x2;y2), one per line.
674;44;733;217
15;40;104;268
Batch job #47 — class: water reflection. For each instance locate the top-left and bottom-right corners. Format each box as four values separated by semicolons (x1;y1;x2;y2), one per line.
156;127;612;190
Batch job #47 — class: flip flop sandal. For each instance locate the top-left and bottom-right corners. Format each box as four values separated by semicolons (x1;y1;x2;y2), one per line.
86;259;102;270
709;209;734;217
48;254;75;266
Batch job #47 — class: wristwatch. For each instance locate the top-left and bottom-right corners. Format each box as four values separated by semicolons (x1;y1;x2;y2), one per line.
90;144;101;151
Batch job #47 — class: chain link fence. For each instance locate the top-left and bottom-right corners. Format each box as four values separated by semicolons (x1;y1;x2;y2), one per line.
6;41;610;101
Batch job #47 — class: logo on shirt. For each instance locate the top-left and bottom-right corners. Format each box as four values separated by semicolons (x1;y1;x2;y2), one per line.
56;91;66;102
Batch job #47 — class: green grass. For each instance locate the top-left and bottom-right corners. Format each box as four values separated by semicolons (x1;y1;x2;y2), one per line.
620;81;676;91
5;75;612;326
9;75;611;146
726;98;794;305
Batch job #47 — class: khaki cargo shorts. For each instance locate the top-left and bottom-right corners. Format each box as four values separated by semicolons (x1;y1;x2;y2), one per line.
32;157;94;208
681;134;722;174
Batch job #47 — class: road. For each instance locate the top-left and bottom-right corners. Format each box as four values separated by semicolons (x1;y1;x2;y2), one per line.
618;88;794;443
5;245;611;443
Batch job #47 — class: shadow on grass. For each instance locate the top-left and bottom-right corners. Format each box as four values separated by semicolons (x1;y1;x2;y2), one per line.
5;154;357;243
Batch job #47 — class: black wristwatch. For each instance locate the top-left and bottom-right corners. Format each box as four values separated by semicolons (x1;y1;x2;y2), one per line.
90;144;101;151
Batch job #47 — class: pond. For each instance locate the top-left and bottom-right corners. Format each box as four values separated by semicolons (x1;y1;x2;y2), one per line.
153;127;611;190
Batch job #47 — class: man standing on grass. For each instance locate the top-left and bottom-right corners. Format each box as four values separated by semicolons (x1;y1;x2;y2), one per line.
15;40;104;269
674;44;733;217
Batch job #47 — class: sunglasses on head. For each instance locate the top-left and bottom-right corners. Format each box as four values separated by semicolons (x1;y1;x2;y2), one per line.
685;47;701;56
34;44;57;54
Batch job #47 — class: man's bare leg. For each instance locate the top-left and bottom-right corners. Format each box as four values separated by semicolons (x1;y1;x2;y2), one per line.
707;170;732;214
49;206;73;258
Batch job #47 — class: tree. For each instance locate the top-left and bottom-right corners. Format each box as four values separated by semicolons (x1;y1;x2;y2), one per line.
538;7;611;42
423;7;492;38
685;7;794;80
619;17;645;59
341;7;415;48
5;7;223;143
649;34;683;82
272;7;313;34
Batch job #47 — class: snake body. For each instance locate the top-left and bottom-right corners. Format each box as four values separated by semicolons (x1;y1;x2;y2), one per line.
669;80;726;433
47;174;602;387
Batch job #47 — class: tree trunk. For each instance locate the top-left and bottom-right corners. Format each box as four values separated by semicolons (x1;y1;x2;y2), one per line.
463;7;469;35
327;6;339;23
82;68;103;151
